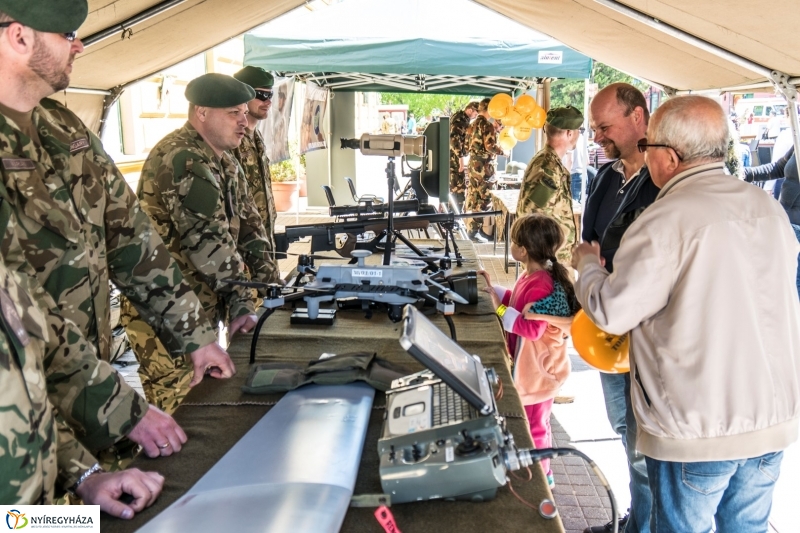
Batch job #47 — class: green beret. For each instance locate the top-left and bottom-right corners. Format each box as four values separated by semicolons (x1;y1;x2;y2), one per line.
185;74;256;108
546;106;584;130
234;66;274;89
0;0;87;33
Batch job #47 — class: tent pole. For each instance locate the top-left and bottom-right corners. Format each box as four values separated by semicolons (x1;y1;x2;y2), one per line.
770;71;800;178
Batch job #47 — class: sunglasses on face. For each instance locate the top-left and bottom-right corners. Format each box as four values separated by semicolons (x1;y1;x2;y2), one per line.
637;138;684;161
0;21;78;42
254;90;273;102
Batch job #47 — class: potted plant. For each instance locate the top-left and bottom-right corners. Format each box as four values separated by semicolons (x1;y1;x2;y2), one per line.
270;159;299;212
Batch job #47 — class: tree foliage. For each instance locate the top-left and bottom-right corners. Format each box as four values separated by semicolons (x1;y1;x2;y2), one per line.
550;62;651;114
379;93;481;118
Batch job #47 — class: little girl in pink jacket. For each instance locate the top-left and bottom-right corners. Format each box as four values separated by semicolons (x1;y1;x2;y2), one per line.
479;214;579;487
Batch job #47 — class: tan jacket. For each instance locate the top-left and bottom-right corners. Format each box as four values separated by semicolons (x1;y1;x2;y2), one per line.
513;319;572;405
576;163;800;462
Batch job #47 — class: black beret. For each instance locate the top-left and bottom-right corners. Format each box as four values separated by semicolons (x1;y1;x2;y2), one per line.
0;0;88;33
546;106;585;130
185;74;256;108
234;66;274;89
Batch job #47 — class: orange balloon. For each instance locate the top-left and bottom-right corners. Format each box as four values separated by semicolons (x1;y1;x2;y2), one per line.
488;93;513;119
570;309;630;373
498;128;517;151
515;94;536;114
511;125;532;141
525;106;547;129
503;108;523;127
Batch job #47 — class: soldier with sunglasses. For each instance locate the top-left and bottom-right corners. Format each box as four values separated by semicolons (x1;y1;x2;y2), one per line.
232;66;278;254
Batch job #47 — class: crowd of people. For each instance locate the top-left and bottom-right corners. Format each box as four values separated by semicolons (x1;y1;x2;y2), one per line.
2;3;799;532
0;1;281;518
482;83;800;533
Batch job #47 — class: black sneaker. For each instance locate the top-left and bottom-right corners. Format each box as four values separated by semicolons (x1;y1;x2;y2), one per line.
583;513;628;533
468;230;488;243
478;230;494;241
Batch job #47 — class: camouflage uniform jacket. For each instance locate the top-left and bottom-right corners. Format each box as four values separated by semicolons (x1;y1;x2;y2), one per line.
231;127;277;250
467;115;503;163
0;180;144;452
0;99;215;448
138;122;279;323
517;145;577;256
0;207;94;503
449;110;471;192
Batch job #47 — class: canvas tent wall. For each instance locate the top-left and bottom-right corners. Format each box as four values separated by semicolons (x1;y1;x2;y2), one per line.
70;0;800;129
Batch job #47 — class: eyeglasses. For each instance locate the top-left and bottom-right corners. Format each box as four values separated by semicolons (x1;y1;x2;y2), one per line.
0;21;78;42
254;90;273;102
637;138;683;161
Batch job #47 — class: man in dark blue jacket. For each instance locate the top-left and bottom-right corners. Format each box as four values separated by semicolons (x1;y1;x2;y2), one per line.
580;83;659;533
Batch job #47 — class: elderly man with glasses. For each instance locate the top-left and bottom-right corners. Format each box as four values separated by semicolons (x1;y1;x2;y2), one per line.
574;95;800;533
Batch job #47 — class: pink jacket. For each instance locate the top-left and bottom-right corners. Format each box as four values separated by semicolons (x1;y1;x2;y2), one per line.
513;318;571;405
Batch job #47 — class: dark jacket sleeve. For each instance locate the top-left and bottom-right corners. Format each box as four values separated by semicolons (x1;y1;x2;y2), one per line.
745;146;794;182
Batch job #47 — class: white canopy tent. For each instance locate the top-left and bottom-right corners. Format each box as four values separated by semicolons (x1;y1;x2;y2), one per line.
68;0;800;163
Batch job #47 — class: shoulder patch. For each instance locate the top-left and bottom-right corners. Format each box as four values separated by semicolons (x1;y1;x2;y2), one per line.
182;174;219;217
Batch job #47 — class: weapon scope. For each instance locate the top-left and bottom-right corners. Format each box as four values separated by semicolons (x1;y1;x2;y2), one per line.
329;199;420;218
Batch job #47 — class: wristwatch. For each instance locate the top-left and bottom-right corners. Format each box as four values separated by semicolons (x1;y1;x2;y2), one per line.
69;463;104;495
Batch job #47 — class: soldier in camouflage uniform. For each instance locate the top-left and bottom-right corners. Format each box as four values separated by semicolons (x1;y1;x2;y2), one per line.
465;98;505;240
517;106;584;265
0;1;235;464
0;164;163;515
449;101;479;211
232;66;278;252
124;74;280;413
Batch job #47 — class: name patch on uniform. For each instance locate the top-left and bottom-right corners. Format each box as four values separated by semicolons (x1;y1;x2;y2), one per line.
1;158;35;171
70;137;91;153
0;287;30;347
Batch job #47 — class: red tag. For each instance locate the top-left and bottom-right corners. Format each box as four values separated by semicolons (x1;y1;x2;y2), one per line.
374;505;401;533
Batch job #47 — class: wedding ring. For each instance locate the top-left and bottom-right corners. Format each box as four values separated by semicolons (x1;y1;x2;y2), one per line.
158;442;171;449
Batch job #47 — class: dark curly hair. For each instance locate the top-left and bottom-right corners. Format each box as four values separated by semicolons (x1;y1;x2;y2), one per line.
510;214;580;313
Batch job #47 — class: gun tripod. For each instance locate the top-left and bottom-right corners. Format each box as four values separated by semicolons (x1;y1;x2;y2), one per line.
381;156;426;265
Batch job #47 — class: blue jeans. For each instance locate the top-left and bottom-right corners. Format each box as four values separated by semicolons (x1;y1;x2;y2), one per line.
645;452;783;533
599;373;651;532
571;172;583;201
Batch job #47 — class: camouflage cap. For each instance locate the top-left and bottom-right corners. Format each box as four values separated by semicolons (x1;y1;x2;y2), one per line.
546;106;584;130
0;0;88;33
185;74;256;108
233;66;274;90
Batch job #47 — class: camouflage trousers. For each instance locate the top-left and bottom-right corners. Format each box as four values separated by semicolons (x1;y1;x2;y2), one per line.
464;158;496;232
120;299;200;416
449;152;467;195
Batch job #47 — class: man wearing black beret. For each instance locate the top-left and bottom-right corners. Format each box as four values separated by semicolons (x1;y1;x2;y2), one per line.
231;66;278;253
124;73;281;416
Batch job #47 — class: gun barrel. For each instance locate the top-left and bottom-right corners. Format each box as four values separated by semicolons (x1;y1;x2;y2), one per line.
282;210;502;242
329;199;420;218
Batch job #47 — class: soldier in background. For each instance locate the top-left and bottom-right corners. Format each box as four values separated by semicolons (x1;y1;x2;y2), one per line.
465;97;504;242
517;106;584;265
126;74;281;414
0;1;234;468
232;66;278;252
449;101;479;211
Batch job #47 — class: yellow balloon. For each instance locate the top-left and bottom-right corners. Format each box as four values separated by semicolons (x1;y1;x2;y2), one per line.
498;129;517;151
488;93;513;119
525;106;547;129
570;309;630;373
512;124;532;141
502;108;523;127
515;94;536;114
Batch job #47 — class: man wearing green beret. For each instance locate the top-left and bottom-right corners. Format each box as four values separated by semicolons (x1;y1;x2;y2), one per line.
124;73;281;414
0;1;238;514
231;66;278;253
517;105;584;265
